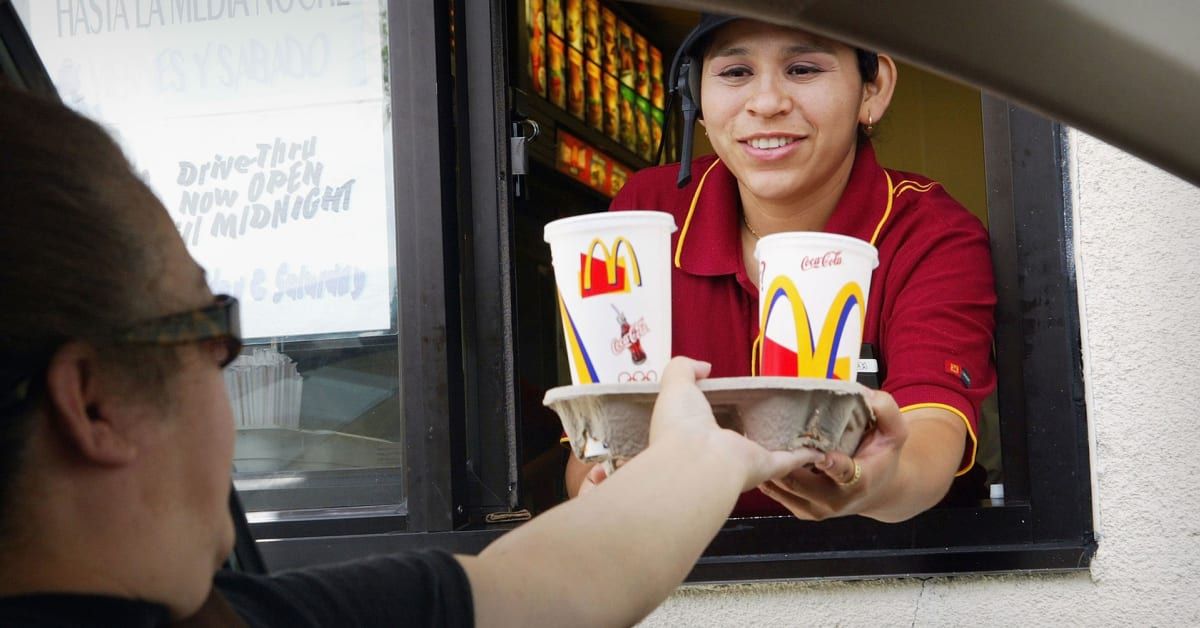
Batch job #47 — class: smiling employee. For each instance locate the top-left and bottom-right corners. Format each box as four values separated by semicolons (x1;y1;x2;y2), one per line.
566;14;997;523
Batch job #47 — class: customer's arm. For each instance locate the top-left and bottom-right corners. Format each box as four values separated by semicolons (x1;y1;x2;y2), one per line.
457;357;821;628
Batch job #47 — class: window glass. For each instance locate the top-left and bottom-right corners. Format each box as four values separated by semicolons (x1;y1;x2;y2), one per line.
16;0;404;516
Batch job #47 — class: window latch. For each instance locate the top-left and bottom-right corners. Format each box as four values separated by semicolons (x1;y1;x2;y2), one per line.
510;119;539;198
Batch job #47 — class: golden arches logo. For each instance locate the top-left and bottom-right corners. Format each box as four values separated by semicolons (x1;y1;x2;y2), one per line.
580;236;641;297
755;277;865;379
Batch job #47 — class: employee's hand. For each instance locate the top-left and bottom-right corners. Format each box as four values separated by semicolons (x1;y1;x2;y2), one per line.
758;389;908;520
577;462;609;496
650;357;822;492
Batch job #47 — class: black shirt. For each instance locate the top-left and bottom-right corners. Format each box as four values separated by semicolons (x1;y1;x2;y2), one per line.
0;550;474;627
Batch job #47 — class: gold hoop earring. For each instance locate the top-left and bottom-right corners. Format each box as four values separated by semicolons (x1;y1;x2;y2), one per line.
864;113;875;136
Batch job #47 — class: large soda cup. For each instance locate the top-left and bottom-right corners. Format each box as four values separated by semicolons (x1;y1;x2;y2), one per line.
755;233;879;381
544;211;675;384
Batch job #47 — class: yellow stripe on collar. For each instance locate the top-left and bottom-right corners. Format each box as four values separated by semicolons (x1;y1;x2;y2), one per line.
674;159;723;269
869;169;895;247
892;180;940;198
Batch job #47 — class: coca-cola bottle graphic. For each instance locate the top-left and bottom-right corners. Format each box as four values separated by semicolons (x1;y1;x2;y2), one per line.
613;305;647;365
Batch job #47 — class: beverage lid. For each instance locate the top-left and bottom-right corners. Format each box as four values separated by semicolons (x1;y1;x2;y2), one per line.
754;232;879;269
544;210;676;242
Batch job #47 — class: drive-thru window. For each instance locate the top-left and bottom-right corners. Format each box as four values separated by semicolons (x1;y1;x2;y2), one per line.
7;0;1092;579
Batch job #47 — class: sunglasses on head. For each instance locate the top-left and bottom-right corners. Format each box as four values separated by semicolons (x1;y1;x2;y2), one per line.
117;294;244;367
2;295;243;412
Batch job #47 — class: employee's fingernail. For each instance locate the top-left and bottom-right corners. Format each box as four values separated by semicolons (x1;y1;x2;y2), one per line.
817;458;833;469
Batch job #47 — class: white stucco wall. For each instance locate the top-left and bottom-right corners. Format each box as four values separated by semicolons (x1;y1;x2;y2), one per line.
641;130;1200;626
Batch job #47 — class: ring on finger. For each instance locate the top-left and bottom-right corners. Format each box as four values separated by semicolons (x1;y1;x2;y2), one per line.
838;460;862;487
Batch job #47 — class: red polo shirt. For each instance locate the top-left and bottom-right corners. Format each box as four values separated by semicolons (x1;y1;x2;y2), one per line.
610;143;996;515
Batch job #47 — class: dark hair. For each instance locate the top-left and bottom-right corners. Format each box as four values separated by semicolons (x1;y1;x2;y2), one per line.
0;88;173;534
854;49;880;83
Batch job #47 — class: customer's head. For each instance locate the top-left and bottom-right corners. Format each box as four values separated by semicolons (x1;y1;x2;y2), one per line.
0;88;238;617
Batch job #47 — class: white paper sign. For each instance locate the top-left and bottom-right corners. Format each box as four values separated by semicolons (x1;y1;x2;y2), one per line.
24;0;394;339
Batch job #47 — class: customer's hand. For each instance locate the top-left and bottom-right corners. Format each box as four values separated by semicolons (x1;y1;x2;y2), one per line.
650;357;823;493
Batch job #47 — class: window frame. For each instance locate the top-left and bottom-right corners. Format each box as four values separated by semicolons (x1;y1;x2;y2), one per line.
251;1;1095;581
171;0;469;542
0;0;53;93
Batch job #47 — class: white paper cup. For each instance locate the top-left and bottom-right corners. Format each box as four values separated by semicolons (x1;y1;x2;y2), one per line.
544;211;675;384
754;233;878;381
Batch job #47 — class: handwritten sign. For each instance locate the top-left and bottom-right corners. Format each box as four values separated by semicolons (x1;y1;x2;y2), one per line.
22;0;393;339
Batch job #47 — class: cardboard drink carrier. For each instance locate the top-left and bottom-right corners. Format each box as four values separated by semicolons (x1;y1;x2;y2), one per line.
546;376;875;466
543;218;878;469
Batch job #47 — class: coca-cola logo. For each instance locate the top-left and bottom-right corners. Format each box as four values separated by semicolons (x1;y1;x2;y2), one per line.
611;318;650;355
799;250;843;271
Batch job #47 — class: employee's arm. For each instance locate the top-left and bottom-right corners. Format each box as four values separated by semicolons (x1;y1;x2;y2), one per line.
760;397;965;523
564;454;596;498
457;358;822;628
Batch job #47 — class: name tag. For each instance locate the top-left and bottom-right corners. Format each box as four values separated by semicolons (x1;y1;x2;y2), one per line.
856;359;878;374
